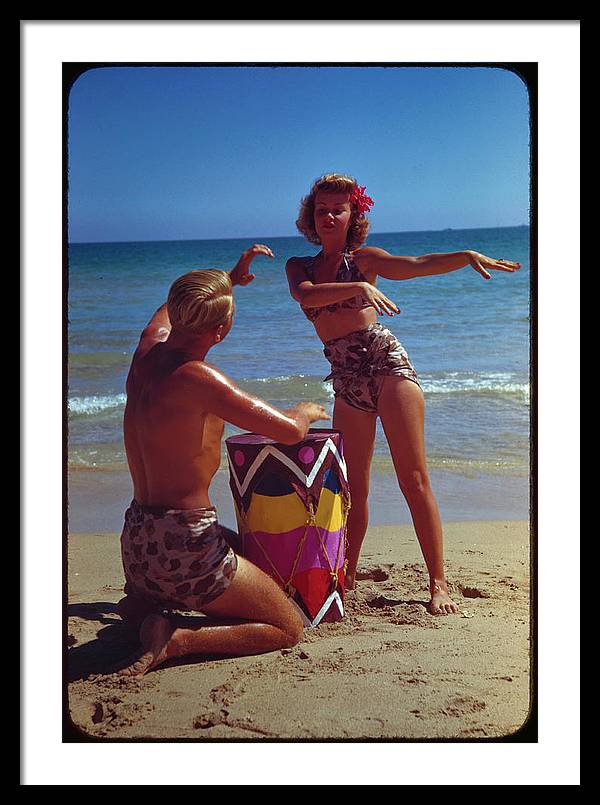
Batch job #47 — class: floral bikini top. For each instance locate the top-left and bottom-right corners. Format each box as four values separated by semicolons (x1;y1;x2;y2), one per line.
300;252;370;322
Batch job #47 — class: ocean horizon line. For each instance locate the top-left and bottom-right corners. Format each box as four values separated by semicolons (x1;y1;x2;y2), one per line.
68;223;530;247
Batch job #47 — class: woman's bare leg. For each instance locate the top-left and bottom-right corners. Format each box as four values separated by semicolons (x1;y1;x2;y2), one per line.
117;556;305;676
332;396;377;590
378;377;458;615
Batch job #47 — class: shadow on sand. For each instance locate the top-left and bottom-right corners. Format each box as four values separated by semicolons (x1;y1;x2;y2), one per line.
67;602;135;680
66;602;232;680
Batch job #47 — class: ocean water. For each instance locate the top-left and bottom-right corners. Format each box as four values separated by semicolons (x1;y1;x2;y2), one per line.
67;227;531;528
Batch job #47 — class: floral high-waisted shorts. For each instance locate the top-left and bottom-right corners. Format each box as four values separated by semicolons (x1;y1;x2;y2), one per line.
120;500;238;611
323;323;421;414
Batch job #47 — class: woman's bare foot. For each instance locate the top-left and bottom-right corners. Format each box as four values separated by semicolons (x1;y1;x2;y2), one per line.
430;581;459;615
117;613;175;677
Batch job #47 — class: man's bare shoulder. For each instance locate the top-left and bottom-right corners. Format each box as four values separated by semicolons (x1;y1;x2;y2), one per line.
174;359;229;384
135;320;171;357
174;359;267;425
174;360;240;398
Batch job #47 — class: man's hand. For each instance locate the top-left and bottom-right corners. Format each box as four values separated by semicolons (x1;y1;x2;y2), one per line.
280;402;329;443
295;402;329;424
229;244;274;287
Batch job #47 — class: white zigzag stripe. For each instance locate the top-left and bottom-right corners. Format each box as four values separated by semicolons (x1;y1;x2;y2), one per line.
311;591;344;627
227;439;348;500
289;590;344;628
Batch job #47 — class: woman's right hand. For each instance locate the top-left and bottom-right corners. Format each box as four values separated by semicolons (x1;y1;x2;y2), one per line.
360;282;400;316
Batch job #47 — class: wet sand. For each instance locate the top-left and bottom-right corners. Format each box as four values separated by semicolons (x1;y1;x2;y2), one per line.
66;519;532;741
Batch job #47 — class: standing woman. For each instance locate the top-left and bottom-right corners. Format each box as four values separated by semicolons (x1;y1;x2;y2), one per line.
285;174;520;615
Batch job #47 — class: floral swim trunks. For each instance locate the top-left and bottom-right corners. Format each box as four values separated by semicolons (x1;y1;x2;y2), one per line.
120;500;238;611
323;323;421;413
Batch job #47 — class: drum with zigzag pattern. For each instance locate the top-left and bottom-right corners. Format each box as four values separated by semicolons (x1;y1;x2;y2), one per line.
225;429;350;627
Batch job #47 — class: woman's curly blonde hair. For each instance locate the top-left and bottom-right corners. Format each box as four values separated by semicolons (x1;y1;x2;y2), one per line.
296;173;370;250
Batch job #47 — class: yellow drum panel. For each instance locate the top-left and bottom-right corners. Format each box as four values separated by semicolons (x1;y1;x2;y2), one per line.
236;488;344;535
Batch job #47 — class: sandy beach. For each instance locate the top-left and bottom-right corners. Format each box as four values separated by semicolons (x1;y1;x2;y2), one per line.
66;519;532;741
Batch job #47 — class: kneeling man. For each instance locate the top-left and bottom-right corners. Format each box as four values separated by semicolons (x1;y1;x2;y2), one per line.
117;246;327;676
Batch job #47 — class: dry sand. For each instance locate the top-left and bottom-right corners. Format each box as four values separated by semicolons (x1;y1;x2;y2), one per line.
66;520;532;741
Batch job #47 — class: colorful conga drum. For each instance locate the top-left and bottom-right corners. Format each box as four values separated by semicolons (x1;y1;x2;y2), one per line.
225;429;350;627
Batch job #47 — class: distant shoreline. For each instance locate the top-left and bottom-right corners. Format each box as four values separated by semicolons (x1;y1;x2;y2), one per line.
68;224;530;248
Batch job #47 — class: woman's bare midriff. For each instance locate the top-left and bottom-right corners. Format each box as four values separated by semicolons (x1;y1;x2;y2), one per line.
312;306;379;344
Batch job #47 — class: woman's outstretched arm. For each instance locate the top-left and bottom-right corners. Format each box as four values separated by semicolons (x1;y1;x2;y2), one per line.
354;246;520;281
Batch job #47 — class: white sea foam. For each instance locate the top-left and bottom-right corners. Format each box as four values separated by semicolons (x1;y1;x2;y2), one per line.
244;372;530;401
251;375;301;383
420;374;530;400
68;393;127;416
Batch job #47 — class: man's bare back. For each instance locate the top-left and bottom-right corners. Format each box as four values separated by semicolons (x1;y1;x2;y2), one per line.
124;301;325;511
125;335;227;510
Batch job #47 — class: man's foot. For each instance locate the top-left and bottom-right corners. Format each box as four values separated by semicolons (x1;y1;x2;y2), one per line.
429;581;459;616
117;613;175;677
116;594;161;636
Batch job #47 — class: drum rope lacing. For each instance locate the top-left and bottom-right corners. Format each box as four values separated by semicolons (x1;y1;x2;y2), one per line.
238;490;352;595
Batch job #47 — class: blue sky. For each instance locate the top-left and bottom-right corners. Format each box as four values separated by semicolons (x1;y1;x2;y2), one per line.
68;65;530;243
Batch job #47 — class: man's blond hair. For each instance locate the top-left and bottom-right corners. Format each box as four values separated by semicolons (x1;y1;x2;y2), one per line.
167;269;233;335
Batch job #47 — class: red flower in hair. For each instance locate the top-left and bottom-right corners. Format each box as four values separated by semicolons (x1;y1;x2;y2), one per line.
350;185;374;215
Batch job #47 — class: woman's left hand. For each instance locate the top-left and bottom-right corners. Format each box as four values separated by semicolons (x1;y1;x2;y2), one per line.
468;251;521;280
230;244;274;286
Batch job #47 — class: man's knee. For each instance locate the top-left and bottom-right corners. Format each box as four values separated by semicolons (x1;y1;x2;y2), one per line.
282;611;304;648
